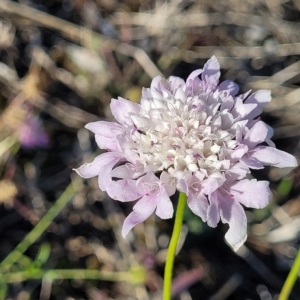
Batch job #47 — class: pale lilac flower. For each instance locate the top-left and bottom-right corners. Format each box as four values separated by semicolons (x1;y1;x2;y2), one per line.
75;56;298;250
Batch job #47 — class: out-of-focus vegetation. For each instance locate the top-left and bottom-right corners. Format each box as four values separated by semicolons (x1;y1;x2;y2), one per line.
0;0;299;299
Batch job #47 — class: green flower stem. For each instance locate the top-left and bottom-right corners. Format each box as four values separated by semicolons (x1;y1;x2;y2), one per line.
278;247;300;300
163;192;187;300
0;180;78;273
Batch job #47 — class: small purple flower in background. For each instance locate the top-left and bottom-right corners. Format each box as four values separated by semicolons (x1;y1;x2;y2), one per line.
17;116;48;149
75;56;298;251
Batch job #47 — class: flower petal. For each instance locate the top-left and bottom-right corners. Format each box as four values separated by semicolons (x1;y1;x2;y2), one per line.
243;121;268;148
225;162;250;182
110;97;140;126
131;115;154;130
74;152;125;191
85;121;124;137
230;144;248;161
106;179;143;202
218;80;239;96
111;163;145;179
74;152;120;179
231;98;257;119
230;179;272;209
202;172;225;195
207;192;220;227
150;76;163;90
245;90;271;119
97;156;126;191
122;194;157;237
240;157;264;169
187;193;209;222
156;190;174;219
218;192;247;251
250;146;298;168
74;155;104;178
160;172;176;197
202;56;220;90
95;135;121;152
168;76;186;92
186;69;203;83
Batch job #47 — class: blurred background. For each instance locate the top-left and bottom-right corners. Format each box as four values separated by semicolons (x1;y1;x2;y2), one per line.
0;0;300;299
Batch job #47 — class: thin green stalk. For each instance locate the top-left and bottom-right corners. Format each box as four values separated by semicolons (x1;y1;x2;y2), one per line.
3;269;130;283
278;247;300;300
0;180;78;273
163;192;187;300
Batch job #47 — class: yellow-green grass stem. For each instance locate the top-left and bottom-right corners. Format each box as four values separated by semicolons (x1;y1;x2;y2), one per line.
278;247;300;300
163;192;187;300
0;180;78;273
3;269;132;283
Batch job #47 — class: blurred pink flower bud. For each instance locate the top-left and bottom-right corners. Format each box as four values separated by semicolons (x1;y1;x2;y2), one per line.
17;117;48;149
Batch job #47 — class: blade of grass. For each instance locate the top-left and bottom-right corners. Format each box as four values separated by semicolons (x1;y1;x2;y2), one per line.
3;269;131;283
33;243;51;268
0;274;7;300
278;247;300;300
0;179;78;273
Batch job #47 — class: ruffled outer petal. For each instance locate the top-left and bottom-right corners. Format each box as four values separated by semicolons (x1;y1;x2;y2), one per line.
202;56;220;90
95;135;121;152
207;192;220;227
150;76;163;90
202;172;225;195
85;121;124;137
240;157;264;169
230;179;272;209
245;90;271;119
155;189;174;219
74;155;104;178
121;172;174;236
131;115;154;130
218;80;239;96
97;154;126;191
187;193;209;222
74;152;120;179
167;76;186;93
250;146;298;168
138;172;174;219
160;171;176;197
105;179;143;202
225;162;250;182
186;69;203;83
243;121;268;149
218;191;247;251
231;99;257;119
122;194;157;237
74;152;125;191
111;162;145;179
110;97;140;126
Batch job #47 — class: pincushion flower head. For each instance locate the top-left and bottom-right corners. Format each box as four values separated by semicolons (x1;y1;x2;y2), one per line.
75;56;297;251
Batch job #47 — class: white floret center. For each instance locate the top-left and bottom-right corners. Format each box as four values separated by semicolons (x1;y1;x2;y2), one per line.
130;94;236;179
